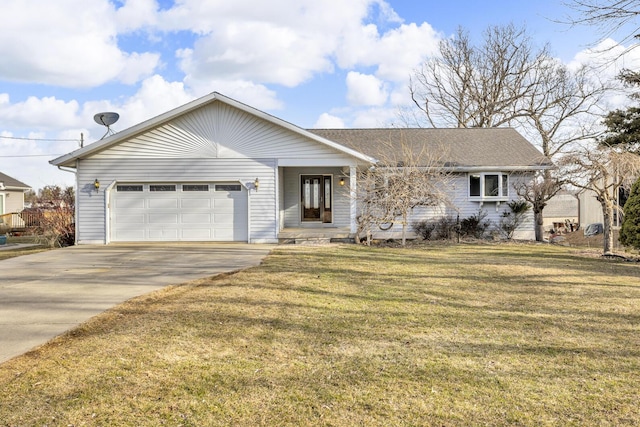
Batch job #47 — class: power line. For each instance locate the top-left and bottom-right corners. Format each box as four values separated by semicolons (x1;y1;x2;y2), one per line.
0;154;63;158
0;135;79;142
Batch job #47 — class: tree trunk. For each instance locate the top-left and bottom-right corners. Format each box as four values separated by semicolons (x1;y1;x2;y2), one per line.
601;198;615;254
401;213;407;246
534;209;544;242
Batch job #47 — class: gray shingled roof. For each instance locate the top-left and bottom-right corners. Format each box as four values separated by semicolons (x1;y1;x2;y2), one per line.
0;172;30;189
308;128;552;169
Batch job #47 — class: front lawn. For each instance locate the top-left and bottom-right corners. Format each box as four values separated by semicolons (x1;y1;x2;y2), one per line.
0;243;639;426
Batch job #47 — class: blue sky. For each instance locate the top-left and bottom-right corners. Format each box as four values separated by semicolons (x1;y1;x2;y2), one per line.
0;0;637;190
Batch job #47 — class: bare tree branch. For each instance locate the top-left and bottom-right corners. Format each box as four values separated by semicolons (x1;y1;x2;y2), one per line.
561;146;640;253
352;134;453;246
563;0;640;46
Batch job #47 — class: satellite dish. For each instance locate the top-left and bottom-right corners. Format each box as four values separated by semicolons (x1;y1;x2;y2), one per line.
94;112;120;139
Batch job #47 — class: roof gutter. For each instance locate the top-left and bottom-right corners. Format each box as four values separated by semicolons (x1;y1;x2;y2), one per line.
372;164;554;173
450;165;554;172
57;165;77;174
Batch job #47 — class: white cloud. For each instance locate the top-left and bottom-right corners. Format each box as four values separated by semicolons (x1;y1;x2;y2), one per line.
164;0;433;89
336;22;441;82
346;72;388;106
351;107;397;128
102;75;194;129
177;22;335;87
0;0;160;87
115;0;159;32
566;39;640;111
0;95;80;130
313;113;346;128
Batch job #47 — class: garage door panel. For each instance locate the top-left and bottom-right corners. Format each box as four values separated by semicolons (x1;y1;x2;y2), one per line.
149;228;179;239
213;198;235;209
214;213;235;224
213;229;235;239
182;213;211;224
115;229;144;239
181;198;211;209
115;198;145;209
182;229;212;239
112;182;248;242
148;198;178;209
149;213;179;224
117;214;145;224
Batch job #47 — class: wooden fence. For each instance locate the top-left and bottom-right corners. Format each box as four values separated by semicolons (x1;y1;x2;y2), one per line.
0;210;69;232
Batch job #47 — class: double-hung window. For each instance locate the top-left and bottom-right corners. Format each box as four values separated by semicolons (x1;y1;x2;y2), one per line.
469;173;509;200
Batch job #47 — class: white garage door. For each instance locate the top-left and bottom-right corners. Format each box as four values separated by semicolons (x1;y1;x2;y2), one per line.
111;183;248;242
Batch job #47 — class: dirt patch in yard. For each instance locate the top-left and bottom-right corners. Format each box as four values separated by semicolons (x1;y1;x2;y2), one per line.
552;229;610;248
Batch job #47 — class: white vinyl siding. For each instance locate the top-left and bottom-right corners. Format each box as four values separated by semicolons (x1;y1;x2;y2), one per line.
0;190;26;213
91;103;353;161
372;172;535;240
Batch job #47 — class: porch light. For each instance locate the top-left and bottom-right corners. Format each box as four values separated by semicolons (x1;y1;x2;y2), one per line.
254;177;259;191
339;177;345;186
94;179;100;192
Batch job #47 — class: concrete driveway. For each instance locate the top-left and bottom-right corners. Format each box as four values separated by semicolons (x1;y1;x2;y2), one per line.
0;243;273;364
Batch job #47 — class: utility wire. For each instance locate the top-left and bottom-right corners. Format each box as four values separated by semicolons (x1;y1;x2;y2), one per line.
0;154;63;157
0;135;79;142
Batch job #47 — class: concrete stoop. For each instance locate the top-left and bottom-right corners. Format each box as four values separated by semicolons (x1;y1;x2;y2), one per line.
294;237;332;245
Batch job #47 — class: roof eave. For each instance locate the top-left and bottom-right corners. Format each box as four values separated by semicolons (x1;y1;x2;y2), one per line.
2;186;31;191
449;164;555;172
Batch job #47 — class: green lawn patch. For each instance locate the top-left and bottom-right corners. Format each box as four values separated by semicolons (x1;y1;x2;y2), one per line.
0;243;639;426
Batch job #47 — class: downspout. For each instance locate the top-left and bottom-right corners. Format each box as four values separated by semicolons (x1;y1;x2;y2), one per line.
349;165;357;235
104;181;117;245
240;180;251;243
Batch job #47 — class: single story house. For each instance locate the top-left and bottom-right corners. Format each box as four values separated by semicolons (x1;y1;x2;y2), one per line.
0;172;30;216
50;92;551;244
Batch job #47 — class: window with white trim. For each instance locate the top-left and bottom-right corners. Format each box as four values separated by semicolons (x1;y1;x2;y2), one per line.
469;173;509;200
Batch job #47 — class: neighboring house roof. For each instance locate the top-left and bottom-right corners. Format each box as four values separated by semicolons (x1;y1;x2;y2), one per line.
308;128;553;171
0;172;30;190
50;92;375;168
544;191;579;218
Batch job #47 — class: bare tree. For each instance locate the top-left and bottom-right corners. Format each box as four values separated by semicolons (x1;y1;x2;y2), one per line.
563;1;640;46
354;136;453;246
562;147;640;253
514;62;611;240
409;23;612;241
410;24;550;128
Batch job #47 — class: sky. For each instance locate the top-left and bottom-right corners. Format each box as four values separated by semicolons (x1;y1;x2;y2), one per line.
1;0;639;191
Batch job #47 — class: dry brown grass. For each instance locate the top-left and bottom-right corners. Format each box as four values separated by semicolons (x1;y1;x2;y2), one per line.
0;243;639;426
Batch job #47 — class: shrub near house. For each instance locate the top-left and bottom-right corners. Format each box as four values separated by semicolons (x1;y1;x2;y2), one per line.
620;177;640;249
24;185;75;247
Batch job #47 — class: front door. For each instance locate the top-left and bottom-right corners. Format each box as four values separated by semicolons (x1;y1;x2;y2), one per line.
301;175;332;223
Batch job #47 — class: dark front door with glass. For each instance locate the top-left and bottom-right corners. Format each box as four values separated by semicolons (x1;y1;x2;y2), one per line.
301;175;332;223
